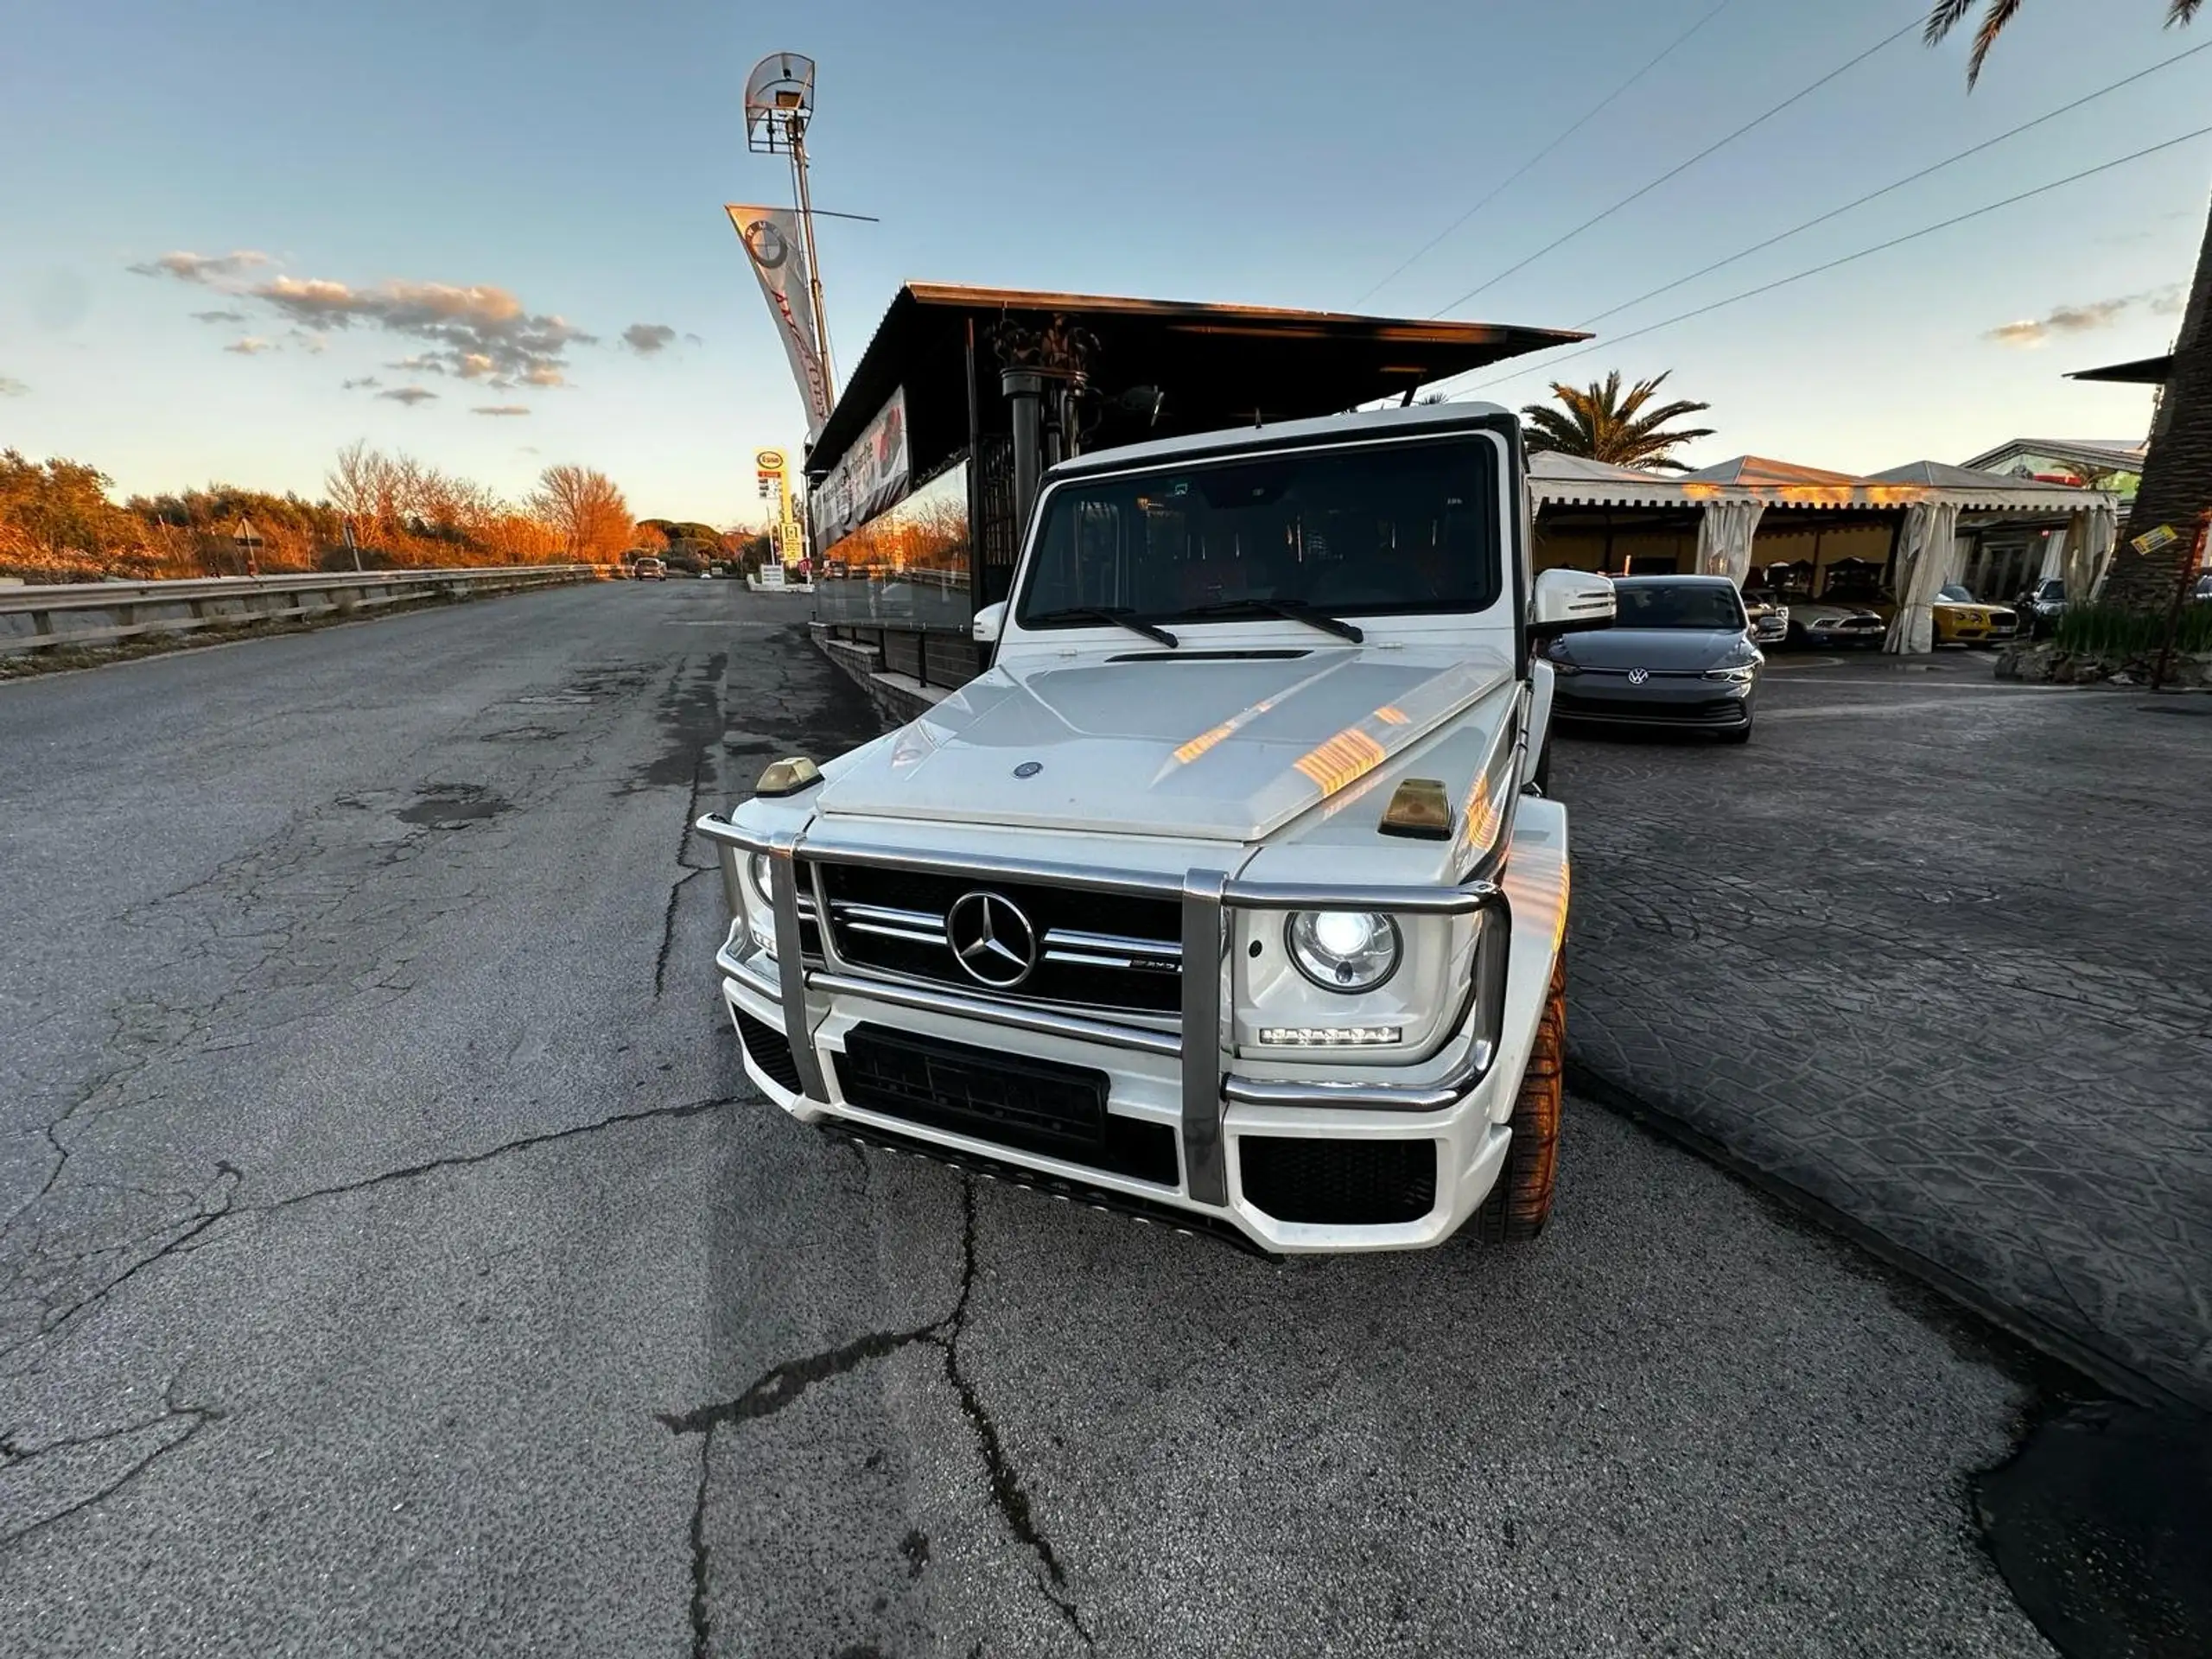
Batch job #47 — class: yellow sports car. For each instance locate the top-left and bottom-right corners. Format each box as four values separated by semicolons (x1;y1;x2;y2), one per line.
1932;584;2018;647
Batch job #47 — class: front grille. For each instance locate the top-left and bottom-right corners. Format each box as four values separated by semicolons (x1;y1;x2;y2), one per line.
812;861;1182;1014
1554;690;1746;724
835;1024;1179;1186
1239;1137;1438;1225
734;1007;804;1094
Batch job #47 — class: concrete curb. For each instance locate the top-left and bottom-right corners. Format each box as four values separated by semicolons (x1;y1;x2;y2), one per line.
1564;1057;2207;1422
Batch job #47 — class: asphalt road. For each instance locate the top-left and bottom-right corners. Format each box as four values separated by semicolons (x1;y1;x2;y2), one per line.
0;584;2060;1656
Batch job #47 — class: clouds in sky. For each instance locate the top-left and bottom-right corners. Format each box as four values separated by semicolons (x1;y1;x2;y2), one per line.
254;276;592;385
1985;287;2185;349
341;375;381;390
0;376;28;397
130;250;269;283
131;248;693;413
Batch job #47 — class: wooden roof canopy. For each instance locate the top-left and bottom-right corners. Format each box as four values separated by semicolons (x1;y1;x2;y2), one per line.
804;283;1586;478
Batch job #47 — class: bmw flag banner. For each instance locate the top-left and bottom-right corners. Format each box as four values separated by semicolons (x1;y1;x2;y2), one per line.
726;204;831;437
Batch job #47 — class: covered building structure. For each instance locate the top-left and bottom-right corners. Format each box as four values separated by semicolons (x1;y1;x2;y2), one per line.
1529;453;2116;653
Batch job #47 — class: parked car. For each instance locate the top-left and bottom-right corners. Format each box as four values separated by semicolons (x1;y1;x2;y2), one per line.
1740;589;1789;645
696;402;1612;1254
1547;575;1763;743
1931;583;2018;646
634;556;667;581
1772;595;1887;648
2015;576;2067;637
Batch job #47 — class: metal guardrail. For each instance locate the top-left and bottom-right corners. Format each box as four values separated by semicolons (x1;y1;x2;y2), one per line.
0;564;600;653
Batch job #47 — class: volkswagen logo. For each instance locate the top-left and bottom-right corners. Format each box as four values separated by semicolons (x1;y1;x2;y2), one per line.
1627;667;1650;685
946;892;1039;988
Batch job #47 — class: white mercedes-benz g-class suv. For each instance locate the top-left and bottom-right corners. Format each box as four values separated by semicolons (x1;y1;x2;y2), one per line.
698;402;1614;1252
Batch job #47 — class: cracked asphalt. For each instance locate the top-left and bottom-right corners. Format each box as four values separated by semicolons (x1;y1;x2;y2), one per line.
0;586;2067;1656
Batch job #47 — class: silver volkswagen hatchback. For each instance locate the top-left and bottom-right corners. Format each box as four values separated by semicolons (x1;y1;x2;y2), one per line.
1544;574;1764;744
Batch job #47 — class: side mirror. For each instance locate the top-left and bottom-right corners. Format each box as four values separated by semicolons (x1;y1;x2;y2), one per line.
970;601;1007;645
1529;568;1615;639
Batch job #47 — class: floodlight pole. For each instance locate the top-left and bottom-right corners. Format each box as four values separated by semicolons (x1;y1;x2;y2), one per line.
786;116;836;407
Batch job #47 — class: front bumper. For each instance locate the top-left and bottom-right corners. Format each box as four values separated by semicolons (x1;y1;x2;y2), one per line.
1553;678;1753;729
696;807;1572;1254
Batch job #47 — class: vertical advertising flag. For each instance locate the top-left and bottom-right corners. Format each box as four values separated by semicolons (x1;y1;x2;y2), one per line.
726;205;832;437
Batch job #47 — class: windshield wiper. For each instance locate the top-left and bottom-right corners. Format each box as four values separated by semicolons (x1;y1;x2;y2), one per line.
1173;597;1364;643
1025;605;1179;649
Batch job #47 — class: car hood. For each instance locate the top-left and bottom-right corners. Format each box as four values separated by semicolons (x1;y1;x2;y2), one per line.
1790;601;1883;623
1547;627;1743;671
813;644;1517;842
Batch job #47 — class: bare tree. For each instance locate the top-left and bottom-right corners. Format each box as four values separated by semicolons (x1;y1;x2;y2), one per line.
529;464;632;560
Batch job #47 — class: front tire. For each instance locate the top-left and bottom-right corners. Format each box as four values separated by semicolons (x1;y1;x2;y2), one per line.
1473;957;1564;1243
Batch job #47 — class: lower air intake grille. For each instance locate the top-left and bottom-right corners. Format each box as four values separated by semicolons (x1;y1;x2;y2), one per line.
1239;1137;1438;1226
835;1025;1179;1186
734;1007;804;1095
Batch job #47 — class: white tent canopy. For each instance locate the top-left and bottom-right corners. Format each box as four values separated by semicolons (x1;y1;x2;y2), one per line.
1525;451;2120;652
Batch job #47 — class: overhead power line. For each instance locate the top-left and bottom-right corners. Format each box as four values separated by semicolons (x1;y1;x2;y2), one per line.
1443;121;2212;400
1577;36;2212;329
1351;0;1737;309
1430;12;1927;318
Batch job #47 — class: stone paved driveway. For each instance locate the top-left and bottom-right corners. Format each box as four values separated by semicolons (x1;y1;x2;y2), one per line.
1551;660;2212;1409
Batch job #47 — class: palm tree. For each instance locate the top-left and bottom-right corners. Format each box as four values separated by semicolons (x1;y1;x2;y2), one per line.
1927;1;2200;87
1929;1;2208;610
1521;371;1715;472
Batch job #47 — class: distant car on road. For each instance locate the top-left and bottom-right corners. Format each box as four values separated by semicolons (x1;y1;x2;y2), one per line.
634;556;667;581
1548;574;1763;743
1931;584;2018;647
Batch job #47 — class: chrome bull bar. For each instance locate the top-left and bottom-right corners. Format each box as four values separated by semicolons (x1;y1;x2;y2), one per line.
695;812;1506;1208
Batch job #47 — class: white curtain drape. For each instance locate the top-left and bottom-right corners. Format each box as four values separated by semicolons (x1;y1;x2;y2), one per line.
1696;499;1766;585
2039;523;2068;582
2062;501;2118;601
1885;499;1963;653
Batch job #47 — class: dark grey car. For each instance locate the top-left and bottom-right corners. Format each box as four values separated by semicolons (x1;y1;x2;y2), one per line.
1545;575;1763;744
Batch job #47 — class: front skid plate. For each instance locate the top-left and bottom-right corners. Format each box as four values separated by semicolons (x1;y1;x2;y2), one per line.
817;1120;1274;1260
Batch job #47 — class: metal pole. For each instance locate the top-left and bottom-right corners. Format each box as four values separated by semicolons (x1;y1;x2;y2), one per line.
2150;511;2209;692
789;120;836;407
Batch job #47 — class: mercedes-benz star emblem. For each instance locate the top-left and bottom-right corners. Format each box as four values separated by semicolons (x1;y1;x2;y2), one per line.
946;892;1039;988
1627;667;1650;685
1014;760;1043;779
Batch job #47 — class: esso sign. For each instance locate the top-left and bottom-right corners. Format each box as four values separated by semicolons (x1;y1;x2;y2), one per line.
755;448;785;474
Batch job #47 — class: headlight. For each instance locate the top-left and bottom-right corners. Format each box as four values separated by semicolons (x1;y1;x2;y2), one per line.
1285;911;1402;993
740;851;778;954
1703;663;1758;682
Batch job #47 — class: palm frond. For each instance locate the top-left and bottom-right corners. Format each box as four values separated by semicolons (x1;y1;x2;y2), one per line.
2175;0;2204;26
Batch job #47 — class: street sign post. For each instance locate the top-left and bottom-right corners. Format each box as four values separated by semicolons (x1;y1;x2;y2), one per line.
232;517;264;579
341;518;361;572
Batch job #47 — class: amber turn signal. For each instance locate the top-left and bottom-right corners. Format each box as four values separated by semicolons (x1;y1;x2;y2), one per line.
755;756;823;798
1378;777;1453;840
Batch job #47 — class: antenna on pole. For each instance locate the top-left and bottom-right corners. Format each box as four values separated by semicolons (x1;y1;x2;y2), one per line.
745;52;836;407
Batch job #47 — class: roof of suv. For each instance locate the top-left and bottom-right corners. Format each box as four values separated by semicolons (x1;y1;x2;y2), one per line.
1046;401;1518;480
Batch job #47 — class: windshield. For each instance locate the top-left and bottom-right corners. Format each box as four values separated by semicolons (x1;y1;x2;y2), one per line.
1936;584;1976;603
1015;437;1503;629
1612;582;1747;632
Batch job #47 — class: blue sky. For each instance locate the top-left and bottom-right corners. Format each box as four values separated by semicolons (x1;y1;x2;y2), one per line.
3;0;2208;524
